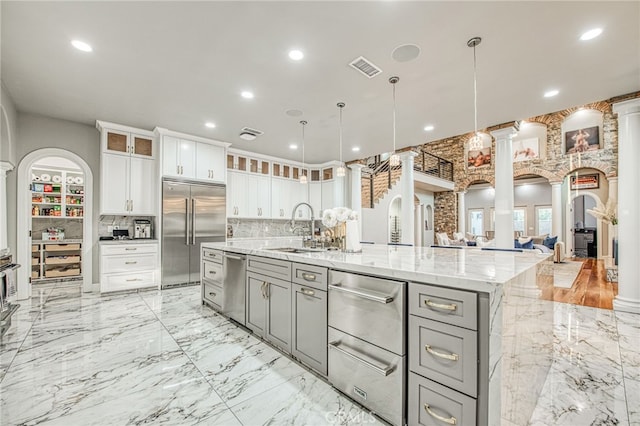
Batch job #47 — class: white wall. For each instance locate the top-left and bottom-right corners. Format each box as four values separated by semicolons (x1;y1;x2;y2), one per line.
6;113;100;282
415;190;435;245
1;81;18;165
361;183;401;244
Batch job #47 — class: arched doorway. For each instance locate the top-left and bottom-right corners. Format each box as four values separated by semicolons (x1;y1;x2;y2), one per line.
565;191;603;259
388;195;401;244
16;148;94;299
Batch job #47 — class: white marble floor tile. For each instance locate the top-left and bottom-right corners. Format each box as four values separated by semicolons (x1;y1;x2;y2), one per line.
230;371;384;426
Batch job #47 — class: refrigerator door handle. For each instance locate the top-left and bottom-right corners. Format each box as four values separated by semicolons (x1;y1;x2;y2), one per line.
185;197;190;245
191;198;196;245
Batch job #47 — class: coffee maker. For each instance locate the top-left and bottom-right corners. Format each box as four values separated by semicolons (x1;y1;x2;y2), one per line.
134;219;152;239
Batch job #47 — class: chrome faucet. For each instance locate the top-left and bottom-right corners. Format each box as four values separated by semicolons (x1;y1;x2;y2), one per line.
291;202;315;246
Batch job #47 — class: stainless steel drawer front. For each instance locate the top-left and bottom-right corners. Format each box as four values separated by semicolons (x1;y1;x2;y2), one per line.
409;283;477;331
328;328;405;426
329;271;405;355
292;262;328;291
247;256;291;281
410;315;478;397
202;248;223;264
409;372;476;426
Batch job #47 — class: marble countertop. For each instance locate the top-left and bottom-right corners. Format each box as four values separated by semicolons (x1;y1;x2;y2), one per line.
98;239;158;245
33;239;83;244
202;238;550;293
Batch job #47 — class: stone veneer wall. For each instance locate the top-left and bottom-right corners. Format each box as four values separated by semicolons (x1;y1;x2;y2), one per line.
420;91;640;238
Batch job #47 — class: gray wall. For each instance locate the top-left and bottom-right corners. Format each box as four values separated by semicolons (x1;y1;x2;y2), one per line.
6;113;100;282
1;81;18;165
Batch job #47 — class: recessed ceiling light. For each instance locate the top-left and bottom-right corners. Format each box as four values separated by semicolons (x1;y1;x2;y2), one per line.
580;28;603;41
71;40;92;52
241;91;254;99
352;147;360;152
424;125;435;131
288;50;304;61
289;144;298;150
544;89;559;98
205;122;216;128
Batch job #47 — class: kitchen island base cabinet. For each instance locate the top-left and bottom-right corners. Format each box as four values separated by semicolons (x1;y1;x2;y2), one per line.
409;372;476;426
246;272;292;353
291;283;327;375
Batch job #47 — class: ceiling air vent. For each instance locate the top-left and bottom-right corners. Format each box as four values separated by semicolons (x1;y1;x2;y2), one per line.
349;56;382;79
239;127;264;141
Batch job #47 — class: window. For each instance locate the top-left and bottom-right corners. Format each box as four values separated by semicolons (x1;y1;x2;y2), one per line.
469;209;484;236
536;206;552;235
513;208;526;234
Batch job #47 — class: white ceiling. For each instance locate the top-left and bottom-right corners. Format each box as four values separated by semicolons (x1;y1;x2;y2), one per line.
2;1;639;163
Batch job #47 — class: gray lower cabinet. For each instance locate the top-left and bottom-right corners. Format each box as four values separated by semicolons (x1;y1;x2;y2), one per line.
409;372;476;426
246;271;292;353
291;283;327;375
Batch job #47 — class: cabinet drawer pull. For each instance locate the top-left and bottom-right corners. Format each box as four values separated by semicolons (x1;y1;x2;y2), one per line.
425;344;459;361
328;341;393;376
301;272;316;281
424;404;457;425
126;278;142;282
125;248;138;251
208;291;216;297
208;270;216;275
329;284;393;304
125;261;137;265
300;287;315;296
424;298;457;311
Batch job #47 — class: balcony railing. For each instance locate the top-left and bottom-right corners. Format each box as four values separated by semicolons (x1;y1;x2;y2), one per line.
412;148;454;181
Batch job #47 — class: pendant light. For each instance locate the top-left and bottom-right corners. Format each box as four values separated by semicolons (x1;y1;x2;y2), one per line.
336;102;346;177
389;76;400;167
467;36;483;152
299;120;308;184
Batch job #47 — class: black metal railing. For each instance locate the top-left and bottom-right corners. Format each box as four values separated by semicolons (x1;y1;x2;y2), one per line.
413;148;454;181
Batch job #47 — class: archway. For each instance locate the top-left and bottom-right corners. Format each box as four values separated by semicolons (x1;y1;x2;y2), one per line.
565;190;604;259
388;195;402;244
16;148;94;299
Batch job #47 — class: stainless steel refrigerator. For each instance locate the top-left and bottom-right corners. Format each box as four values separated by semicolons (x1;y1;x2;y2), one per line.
162;179;226;288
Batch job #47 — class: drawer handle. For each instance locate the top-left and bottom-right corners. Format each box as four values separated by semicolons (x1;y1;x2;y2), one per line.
224;254;244;261
208;292;216;297
328;341;394;376
208;271;217;275
300;287;315;296
424;298;457;311
125;261;137;265
126;278;142;282
301;272;316;281
329;284;393;304
424;404;457;425
425;344;459;361
125;248;138;251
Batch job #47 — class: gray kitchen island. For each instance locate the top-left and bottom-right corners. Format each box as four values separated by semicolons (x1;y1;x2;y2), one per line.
201;239;553;426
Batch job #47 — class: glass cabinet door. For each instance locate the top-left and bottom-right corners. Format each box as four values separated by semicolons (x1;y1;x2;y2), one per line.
106;131;129;155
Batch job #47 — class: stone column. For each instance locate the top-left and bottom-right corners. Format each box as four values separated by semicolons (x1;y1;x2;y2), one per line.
491;127;517;248
348;164;365;240
457;191;466;235
399;151;417;245
0;161;14;252
612;98;640;314
551;182;563;240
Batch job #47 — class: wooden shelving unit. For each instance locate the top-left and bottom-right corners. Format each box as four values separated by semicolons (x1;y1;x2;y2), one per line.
31;242;82;282
31;167;84;218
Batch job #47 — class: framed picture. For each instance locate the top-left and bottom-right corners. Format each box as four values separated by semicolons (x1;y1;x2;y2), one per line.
513;137;540;162
565;126;599;154
466;136;491;169
570;173;599;190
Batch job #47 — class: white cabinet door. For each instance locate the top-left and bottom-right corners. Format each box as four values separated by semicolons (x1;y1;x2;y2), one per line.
227;171;248;217
293;181;310;220
321;180;335;212
309;182;322;217
130;157;156;215
195;143;225;183
101;153;130;215
271;178;291;218
179;139;197;178
162;136;180;177
246;175;271;218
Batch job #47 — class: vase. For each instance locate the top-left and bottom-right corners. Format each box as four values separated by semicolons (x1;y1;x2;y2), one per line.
332;222;347;251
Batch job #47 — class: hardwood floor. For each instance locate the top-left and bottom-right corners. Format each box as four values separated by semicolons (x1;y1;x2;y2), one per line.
539;258;618;309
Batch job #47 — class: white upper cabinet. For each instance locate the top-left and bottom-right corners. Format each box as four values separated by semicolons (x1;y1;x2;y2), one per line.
97;121;157;216
156;128;230;183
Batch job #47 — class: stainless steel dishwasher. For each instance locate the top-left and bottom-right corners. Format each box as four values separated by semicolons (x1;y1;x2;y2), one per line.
328;270;406;426
202;249;246;325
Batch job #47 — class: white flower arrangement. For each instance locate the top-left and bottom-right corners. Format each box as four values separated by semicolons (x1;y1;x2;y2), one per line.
322;207;358;228
586;198;618;225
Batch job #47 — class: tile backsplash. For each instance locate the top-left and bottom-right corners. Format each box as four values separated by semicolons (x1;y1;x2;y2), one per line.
99;216;155;238
32;217;83;240
227;218;323;239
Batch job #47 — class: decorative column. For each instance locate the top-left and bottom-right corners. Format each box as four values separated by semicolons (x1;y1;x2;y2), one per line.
551;182;563;240
491;127;517;248
457;191;466;235
399;151;418;245
612;99;640;314
348;163;365;240
0;161;14;252
608;177;618;258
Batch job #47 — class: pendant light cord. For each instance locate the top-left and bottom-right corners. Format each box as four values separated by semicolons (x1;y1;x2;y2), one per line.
392;81;397;152
339;104;344;164
473;43;478;135
300;120;307;171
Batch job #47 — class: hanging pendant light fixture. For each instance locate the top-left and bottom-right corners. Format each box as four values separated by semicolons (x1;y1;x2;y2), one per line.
389;76;400;167
299;120;308;184
336;102;346;177
468;36;483;152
